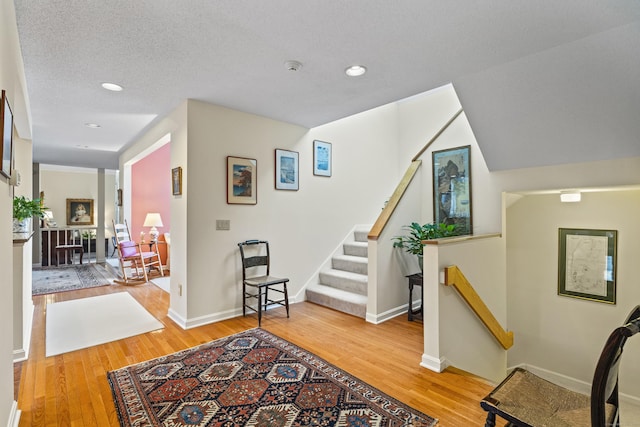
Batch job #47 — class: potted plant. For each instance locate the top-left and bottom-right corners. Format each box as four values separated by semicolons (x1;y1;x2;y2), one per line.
13;196;47;233
392;222;457;268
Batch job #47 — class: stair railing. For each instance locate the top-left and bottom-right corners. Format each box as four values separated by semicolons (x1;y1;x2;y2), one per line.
443;265;514;350
368;108;463;241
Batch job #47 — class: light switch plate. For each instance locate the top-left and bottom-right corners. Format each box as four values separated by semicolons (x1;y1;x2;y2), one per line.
216;219;230;230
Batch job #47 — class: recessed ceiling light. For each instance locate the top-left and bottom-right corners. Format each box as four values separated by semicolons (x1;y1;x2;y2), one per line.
85;123;101;128
345;65;367;77
101;82;123;91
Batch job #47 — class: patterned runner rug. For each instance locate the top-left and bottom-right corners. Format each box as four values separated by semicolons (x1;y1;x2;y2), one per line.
108;329;437;427
33;263;114;295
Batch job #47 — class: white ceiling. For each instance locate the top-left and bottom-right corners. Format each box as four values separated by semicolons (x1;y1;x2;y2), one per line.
13;1;640;170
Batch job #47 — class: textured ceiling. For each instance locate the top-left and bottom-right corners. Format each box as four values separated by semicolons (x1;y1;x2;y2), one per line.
13;1;640;170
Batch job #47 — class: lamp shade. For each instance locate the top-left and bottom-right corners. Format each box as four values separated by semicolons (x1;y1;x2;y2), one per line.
143;213;163;227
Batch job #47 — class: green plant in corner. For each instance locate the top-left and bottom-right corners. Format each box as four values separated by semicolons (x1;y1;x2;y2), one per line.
13;196;47;220
392;222;457;258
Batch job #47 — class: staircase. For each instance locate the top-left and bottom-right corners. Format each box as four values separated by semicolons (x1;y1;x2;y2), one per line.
306;227;369;318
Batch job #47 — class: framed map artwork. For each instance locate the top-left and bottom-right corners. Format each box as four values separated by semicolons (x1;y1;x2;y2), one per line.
558;228;617;304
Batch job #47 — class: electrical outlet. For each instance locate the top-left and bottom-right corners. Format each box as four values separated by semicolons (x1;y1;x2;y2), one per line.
216;219;230;230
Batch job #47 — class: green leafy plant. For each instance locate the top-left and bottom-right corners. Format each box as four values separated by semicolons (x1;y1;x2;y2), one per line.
13;196;47;221
392;222;457;257
81;230;97;239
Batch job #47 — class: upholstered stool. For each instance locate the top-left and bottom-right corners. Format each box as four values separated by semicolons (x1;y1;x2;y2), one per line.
55;244;84;265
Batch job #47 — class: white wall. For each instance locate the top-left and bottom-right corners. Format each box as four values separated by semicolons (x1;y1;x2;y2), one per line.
120;101;188;322
1;0;31;423
39;167;116;231
120;83;640;400
507;189;640;399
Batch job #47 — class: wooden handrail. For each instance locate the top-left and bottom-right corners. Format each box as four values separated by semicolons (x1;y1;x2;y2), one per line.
368;108;463;240
412;108;463;162
368;160;421;240
444;265;514;350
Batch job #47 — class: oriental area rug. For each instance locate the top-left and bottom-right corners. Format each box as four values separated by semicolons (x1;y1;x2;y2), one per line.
32;263;114;295
107;328;437;427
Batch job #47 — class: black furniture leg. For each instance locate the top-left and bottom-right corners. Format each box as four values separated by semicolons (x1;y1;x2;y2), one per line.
484;412;496;427
257;287;263;327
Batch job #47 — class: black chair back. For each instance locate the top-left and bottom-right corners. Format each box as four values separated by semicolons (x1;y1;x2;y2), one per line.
238;240;271;279
591;305;640;426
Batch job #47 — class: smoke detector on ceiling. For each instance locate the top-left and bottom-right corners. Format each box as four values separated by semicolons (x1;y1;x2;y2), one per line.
284;60;303;72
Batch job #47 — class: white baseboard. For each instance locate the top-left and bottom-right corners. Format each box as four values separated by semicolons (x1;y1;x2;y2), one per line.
421;354;449;373
366;304;408;324
514;363;640;408
12;349;27;363
167;301;299;330
7;401;20;427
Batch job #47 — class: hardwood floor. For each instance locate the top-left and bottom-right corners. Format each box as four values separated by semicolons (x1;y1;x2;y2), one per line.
16;282;498;426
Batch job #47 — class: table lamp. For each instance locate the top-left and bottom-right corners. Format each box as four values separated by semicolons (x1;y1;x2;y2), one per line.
143;213;163;242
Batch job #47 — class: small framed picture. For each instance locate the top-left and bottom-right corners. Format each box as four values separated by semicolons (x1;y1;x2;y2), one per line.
558;228;617;304
275;149;299;190
172;167;182;195
313;140;332;177
66;198;94;225
117;189;123;206
227;156;257;204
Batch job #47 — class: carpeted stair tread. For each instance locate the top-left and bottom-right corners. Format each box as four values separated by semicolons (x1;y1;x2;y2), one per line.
354;229;369;243
306;283;367;318
343;241;368;257
332;254;368;275
319;269;367;295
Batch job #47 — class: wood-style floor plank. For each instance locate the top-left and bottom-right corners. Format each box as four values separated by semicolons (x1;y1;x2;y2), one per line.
17;281;501;426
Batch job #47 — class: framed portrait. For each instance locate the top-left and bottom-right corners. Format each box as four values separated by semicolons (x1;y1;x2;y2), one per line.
227;156;257;204
66;198;94;225
432;145;472;235
313;140;332;177
275;149;299;190
172;166;182;195
558;228;617;304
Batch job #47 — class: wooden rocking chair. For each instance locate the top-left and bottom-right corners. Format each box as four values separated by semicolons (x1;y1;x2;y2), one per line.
113;220;164;284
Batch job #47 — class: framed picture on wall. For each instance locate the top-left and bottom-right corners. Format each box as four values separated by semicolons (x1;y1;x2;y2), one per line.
313;140;331;177
171;167;182;195
275;149;299;190
227;156;257;204
432;145;472;235
66;198;94;225
558;228;617;304
1;90;14;179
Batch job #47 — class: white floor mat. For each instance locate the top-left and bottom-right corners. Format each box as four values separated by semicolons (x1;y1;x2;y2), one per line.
150;276;170;293
46;292;164;357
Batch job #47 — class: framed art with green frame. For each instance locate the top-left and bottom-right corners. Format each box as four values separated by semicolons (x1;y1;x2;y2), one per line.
558;228;617;304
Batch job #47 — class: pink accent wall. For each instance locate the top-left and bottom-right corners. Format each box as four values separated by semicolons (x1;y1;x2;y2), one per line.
131;143;171;241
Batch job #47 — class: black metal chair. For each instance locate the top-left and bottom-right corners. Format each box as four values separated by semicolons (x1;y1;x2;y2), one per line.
237;240;290;326
480;305;640;427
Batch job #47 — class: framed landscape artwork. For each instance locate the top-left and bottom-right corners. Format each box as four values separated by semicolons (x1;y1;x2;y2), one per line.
227;156;257;204
558;228;617;304
275;149;299;190
313;140;331;177
66;198;94;225
432;145;472;235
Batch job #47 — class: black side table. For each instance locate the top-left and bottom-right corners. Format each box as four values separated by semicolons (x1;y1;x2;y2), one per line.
407;273;423;321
